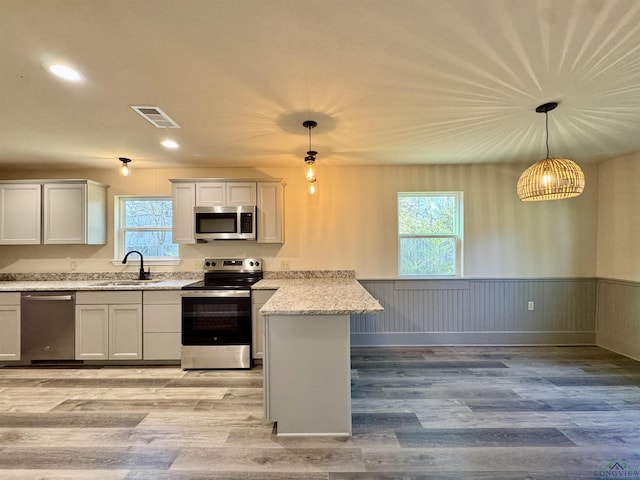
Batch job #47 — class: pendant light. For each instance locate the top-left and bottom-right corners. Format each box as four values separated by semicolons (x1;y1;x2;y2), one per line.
517;102;585;201
303;120;318;194
119;157;132;177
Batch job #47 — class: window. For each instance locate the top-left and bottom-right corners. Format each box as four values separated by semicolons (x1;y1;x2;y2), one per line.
398;192;463;276
115;196;178;262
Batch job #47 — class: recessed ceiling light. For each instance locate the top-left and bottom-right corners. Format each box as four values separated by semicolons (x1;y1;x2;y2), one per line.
161;139;179;149
47;64;83;81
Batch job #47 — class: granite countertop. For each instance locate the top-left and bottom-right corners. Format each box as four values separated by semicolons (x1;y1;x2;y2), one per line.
254;274;383;315
0;273;198;292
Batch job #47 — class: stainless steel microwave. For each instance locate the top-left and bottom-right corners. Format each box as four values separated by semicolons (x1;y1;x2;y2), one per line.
194;206;256;241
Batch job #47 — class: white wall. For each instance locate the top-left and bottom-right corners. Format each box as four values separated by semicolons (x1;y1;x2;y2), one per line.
596;152;640;282
0;162;599;279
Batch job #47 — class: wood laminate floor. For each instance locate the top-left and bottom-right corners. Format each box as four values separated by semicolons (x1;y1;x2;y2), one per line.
1;346;640;479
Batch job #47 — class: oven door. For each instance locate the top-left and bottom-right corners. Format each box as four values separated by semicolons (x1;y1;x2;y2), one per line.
181;290;252;346
181;290;253;369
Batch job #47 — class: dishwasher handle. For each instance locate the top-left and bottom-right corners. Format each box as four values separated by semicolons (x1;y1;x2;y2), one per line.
21;294;75;301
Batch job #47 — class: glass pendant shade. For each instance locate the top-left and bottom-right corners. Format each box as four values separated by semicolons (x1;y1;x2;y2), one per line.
308;180;318;196
304;160;316;182
119;157;132;177
302;120;318;190
517;157;584;201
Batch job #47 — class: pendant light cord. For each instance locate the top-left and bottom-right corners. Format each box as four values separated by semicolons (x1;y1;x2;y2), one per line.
545;111;550;159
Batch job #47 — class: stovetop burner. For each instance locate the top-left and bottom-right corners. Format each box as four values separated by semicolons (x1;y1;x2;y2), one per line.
182;258;263;291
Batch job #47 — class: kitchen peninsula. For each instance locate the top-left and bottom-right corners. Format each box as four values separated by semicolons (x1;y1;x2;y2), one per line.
253;271;383;436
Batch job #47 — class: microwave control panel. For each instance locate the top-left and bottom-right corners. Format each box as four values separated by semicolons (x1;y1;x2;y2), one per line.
240;212;253;233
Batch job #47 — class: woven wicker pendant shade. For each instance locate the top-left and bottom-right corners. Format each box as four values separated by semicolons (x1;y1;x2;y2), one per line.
517;101;585;202
517;157;585;201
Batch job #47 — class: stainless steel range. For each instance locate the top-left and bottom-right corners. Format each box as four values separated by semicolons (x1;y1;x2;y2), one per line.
181;258;263;369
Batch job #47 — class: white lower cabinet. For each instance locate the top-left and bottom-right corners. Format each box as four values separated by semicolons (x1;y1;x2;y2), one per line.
264;313;352;435
143;290;182;360
0;292;21;361
75;291;142;361
251;289;276;360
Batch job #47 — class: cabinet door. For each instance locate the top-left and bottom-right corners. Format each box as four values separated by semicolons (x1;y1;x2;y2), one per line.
0;304;20;361
43;183;86;244
195;183;225;206
251;290;275;360
109;304;143;360
75;305;109;360
257;182;284;243
172;183;196;244
226;182;256;206
0;183;41;245
85;182;108;245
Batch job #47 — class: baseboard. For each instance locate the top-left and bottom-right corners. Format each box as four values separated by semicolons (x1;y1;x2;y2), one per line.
596;333;640;362
350;331;596;346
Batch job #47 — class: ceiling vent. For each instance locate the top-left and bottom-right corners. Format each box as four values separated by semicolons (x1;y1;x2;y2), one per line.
130;105;180;128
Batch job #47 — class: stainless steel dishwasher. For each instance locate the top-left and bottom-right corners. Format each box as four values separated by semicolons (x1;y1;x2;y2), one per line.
20;291;76;363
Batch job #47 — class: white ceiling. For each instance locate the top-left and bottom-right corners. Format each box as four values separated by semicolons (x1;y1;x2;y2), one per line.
2;0;640;171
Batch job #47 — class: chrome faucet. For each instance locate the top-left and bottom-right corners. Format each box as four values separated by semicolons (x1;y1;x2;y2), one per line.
122;250;150;280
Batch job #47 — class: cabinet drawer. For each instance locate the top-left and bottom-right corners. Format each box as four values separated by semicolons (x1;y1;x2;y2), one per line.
143;333;181;360
143;304;181;332
0;292;20;305
76;291;142;305
143;290;182;304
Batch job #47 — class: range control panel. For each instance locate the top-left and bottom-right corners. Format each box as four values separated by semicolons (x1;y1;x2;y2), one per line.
202;258;262;272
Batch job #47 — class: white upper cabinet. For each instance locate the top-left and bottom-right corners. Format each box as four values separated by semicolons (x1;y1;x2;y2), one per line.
257;182;284;244
0;180;108;245
170;178;284;244
0;183;42;244
172;182;196;244
195;182;256;207
196;182;225;206
44;182;107;244
226;182;256;206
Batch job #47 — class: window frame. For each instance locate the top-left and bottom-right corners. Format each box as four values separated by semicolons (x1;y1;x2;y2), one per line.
113;195;180;266
397;191;463;278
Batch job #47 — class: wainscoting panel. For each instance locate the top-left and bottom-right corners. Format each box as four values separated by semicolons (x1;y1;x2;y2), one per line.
351;278;597;346
596;279;640;361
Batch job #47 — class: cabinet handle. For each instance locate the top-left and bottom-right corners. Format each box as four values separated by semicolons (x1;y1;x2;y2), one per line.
22;294;74;301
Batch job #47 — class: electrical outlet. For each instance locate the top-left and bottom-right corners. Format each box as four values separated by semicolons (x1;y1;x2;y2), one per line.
281;260;290;270
194;260;202;269
527;301;535;311
70;261;78;271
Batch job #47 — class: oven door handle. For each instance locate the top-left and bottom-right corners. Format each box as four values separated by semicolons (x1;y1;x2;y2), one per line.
181;290;250;298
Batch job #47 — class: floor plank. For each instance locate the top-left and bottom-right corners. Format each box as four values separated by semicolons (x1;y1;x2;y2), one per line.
0;346;639;478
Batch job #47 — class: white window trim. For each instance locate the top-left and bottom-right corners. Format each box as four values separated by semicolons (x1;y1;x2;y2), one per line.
113;195;181;266
397;191;464;278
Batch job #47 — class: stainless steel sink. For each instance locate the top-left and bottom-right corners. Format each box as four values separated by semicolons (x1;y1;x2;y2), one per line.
91;279;162;286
